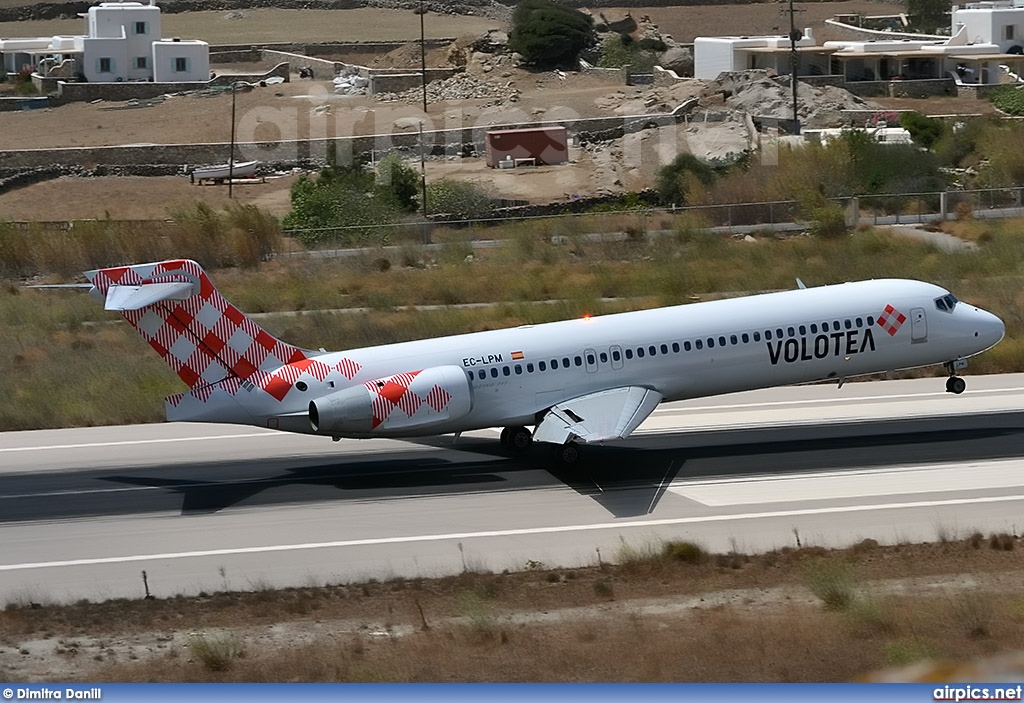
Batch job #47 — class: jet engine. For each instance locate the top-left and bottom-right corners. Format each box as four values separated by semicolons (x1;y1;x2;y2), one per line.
309;365;472;437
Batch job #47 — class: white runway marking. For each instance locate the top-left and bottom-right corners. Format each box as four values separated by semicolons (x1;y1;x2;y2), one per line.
5;492;1024;572
0;433;277;453
669;459;1024;506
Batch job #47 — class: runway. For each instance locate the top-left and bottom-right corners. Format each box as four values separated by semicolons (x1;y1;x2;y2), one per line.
1;373;1023;603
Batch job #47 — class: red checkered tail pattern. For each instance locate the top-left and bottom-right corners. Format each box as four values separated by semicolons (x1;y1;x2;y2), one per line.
85;259;311;396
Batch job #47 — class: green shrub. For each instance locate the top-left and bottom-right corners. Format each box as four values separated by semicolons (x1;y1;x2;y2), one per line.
662;540;706;564
188;631;244;672
991;85;1024;116
508;0;595;66
805;560;858;611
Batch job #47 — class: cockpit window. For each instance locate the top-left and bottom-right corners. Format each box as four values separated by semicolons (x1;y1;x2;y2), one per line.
935;294;958;313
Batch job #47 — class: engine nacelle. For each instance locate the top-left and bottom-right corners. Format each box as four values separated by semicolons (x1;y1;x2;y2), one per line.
309;365;472;437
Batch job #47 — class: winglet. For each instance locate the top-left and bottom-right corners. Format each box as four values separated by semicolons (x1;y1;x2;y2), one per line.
796;278;807;290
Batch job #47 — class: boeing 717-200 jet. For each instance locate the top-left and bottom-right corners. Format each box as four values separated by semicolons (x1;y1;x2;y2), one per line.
85;259;1005;465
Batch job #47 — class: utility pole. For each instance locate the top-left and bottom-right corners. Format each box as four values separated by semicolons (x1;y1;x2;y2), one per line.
228;81;238;198
419;0;427;114
788;0;801;135
419;121;428;243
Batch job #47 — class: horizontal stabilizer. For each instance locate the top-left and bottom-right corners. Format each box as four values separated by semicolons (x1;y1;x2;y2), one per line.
103;281;195;311
534;386;663;445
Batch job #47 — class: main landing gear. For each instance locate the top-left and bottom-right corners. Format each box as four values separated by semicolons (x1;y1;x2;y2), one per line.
499;426;581;467
944;359;969;395
499;425;533;454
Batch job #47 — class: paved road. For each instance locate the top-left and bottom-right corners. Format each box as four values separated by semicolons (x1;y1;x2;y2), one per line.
1;373;1023;603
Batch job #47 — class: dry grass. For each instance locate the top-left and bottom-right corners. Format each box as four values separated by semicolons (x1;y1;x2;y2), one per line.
3;537;1024;682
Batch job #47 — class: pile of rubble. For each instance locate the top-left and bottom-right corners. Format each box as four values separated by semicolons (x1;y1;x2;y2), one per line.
375;71;519;104
704;70;875;128
333;72;369;96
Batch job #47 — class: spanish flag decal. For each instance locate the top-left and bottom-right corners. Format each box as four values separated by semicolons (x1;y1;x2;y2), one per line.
511;350;525;360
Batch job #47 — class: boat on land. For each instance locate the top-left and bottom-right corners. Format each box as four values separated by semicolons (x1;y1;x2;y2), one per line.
190;160;259;183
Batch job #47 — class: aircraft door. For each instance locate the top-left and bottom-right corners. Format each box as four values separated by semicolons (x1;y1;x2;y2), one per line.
584;348;598;373
610;345;624;370
910;307;927;342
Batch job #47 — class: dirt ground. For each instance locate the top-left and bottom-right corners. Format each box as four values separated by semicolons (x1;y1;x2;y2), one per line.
2;538;1023;682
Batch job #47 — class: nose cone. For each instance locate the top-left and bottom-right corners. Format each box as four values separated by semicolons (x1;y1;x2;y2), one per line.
972;306;1005;352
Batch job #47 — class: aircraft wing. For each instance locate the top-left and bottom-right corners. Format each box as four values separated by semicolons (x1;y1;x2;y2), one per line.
533;386;663;445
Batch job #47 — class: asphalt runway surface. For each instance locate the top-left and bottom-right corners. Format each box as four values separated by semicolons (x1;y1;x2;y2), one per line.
1;373;1023;602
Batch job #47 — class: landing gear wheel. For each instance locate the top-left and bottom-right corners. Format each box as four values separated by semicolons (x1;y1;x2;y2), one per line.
946;376;966;395
549;441;581;467
501;426;532;454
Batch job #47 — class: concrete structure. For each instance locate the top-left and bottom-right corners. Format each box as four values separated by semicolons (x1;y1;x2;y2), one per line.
0;1;208;84
694;0;1024;91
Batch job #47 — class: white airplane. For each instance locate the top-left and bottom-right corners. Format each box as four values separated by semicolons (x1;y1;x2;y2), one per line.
85;259;1005;465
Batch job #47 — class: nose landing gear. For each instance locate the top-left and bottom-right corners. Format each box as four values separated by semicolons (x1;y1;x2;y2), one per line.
944;359;969;394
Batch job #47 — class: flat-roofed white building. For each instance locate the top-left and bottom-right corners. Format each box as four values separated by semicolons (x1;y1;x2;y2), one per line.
694;0;1024;87
1;0;208;83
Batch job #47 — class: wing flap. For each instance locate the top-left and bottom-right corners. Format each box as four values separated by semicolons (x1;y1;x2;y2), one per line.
102;281;195;311
534;386;663;444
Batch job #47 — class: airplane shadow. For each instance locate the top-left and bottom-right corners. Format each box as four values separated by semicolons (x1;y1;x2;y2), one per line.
95;416;1024;520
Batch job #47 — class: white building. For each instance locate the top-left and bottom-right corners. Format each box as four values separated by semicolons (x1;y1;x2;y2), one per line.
0;0;208;83
693;0;1024;86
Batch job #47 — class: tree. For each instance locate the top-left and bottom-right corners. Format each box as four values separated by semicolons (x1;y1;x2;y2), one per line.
282;165;403;246
376;153;420;213
899;111;946;150
655;153;717;206
905;0;950;34
508;0;595;66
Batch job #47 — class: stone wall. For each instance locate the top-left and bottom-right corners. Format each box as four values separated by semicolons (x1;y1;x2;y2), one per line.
0;96;50;112
0;111;692;169
51;63;290;104
210;49;262;63
368;69;462;94
261;50;342;77
956;83;999;99
844;78;955;98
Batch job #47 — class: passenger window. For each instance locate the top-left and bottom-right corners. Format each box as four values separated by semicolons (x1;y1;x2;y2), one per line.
514;364;522;374
753;331;761;342
599;352;607;363
661;344;668;355
765;330;772;341
574;356;582;367
478;370;485;380
539;361;546;371
637;347;646;358
684;341;692;351
730;335;738;345
856;317;863;327
776;328;784;338
821;321;829;331
718;336;726;347
625;349;633;360
696;339;704;350
671;342;679;353
707;338;715;349
649;346;656;356
586;354;595;365
787;327;795;337
867;316;874;326
562;357;570;367
551;359;559;369
503;366;511;376
844;319;852;330
833;320;840;329
527;363;534;373
810;323;817;334
742;333;749;343
490;368;498;378
612;350;621;361
799;325;806;335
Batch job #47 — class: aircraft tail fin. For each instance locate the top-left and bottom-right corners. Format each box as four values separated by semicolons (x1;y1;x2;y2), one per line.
85;259;311;401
